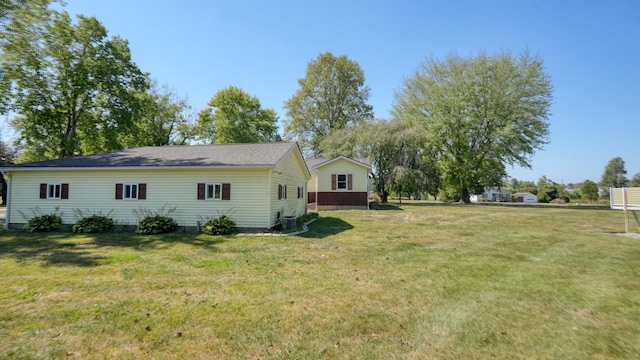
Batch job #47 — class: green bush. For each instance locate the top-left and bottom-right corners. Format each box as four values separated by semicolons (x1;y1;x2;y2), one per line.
297;212;319;226
136;215;178;235
201;215;236;235
23;214;62;233
72;215;115;233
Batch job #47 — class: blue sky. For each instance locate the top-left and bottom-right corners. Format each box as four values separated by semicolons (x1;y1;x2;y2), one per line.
31;1;640;183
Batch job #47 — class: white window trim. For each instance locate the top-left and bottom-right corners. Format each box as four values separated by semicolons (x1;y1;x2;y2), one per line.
124;183;139;200
47;183;62;199
206;183;223;200
336;174;348;191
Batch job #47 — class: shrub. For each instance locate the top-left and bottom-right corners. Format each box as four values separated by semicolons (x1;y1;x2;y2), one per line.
23;213;62;233
72;215;115;233
201;215;236;235
136;215;178;235
297;212;319;226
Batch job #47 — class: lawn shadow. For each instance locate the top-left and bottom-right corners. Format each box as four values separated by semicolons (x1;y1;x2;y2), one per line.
0;233;106;266
0;231;227;266
371;203;404;211
298;217;353;239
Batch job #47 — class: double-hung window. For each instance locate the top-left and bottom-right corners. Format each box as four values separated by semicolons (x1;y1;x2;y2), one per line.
336;174;348;190
206;183;222;200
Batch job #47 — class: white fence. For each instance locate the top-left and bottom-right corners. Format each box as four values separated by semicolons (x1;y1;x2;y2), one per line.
610;187;640;233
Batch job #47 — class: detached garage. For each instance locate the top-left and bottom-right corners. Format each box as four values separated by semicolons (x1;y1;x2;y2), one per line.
513;192;538;203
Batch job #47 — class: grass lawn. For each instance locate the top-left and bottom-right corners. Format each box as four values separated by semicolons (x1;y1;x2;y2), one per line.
1;203;639;359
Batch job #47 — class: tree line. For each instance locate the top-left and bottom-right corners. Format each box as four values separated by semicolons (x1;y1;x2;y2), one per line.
2;1;558;205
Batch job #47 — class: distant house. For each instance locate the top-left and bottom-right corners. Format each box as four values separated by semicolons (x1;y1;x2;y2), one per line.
512;192;538;203
470;187;512;202
1;142;310;231
305;156;371;210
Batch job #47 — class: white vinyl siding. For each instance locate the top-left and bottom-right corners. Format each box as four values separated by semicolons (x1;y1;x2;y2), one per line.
315;158;369;192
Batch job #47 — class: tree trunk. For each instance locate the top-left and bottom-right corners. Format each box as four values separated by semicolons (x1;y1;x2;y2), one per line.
380;192;389;203
0;173;7;206
460;186;471;204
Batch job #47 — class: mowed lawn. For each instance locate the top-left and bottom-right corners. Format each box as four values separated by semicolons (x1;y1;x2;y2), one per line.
1;203;639;359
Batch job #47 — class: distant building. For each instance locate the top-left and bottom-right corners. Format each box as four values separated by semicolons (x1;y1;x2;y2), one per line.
512;192;538;203
470;187;512;202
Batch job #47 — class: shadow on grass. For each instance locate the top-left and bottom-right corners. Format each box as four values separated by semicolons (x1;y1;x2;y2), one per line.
298;217;353;239
0;231;227;266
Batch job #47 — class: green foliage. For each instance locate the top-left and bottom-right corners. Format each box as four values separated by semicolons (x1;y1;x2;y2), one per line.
580;180;599;201
128;81;195;147
72;215;114;233
200;215;236;235
297;212;319;226
196;86;280;144
600;157;628;193
630;173;640;187
392;50;553;203
1;6;147;160
284;52;373;157
23;213;62;233
136;215;177;235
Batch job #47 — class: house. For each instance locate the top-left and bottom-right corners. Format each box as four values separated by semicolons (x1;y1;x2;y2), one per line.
305;156;371;210
512;192;538;203
1;142;310;231
470;187;512;202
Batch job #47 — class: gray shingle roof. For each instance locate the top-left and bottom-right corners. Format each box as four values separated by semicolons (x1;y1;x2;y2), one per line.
5;142;298;169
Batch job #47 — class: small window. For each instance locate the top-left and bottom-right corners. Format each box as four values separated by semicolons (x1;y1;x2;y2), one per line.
337;174;347;190
47;183;62;199
278;184;287;200
124;184;138;200
207;183;222;200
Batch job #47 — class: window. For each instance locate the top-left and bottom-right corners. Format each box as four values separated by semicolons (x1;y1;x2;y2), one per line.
40;183;69;199
278;184;287;200
115;183;146;200
332;174;353;191
48;183;61;199
206;183;222;200
197;183;231;200
337;174;348;190
124;184;138;200
298;186;304;199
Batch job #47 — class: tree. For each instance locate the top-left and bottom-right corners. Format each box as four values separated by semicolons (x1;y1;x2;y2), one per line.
320;119;439;203
630;173;640;187
196;86;280;144
1;6;147;161
284;52;373;157
128;81;195;147
600;157;628;194
392;50;553;203
580;180;599;202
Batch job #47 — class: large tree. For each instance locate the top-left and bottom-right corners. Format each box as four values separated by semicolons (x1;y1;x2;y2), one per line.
284;52;373;157
1;6;147;161
128;81;195;147
196;86;280;144
630;173;640;187
580;179;599;202
600;157;628;193
0;140;19;205
392;50;553;203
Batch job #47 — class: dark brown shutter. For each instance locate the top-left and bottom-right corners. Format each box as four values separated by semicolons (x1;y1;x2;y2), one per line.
138;183;146;200
222;183;231;200
278;184;282;200
331;174;337;190
115;183;123;200
61;184;69;199
40;184;47;199
197;183;205;200
348;174;353;190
